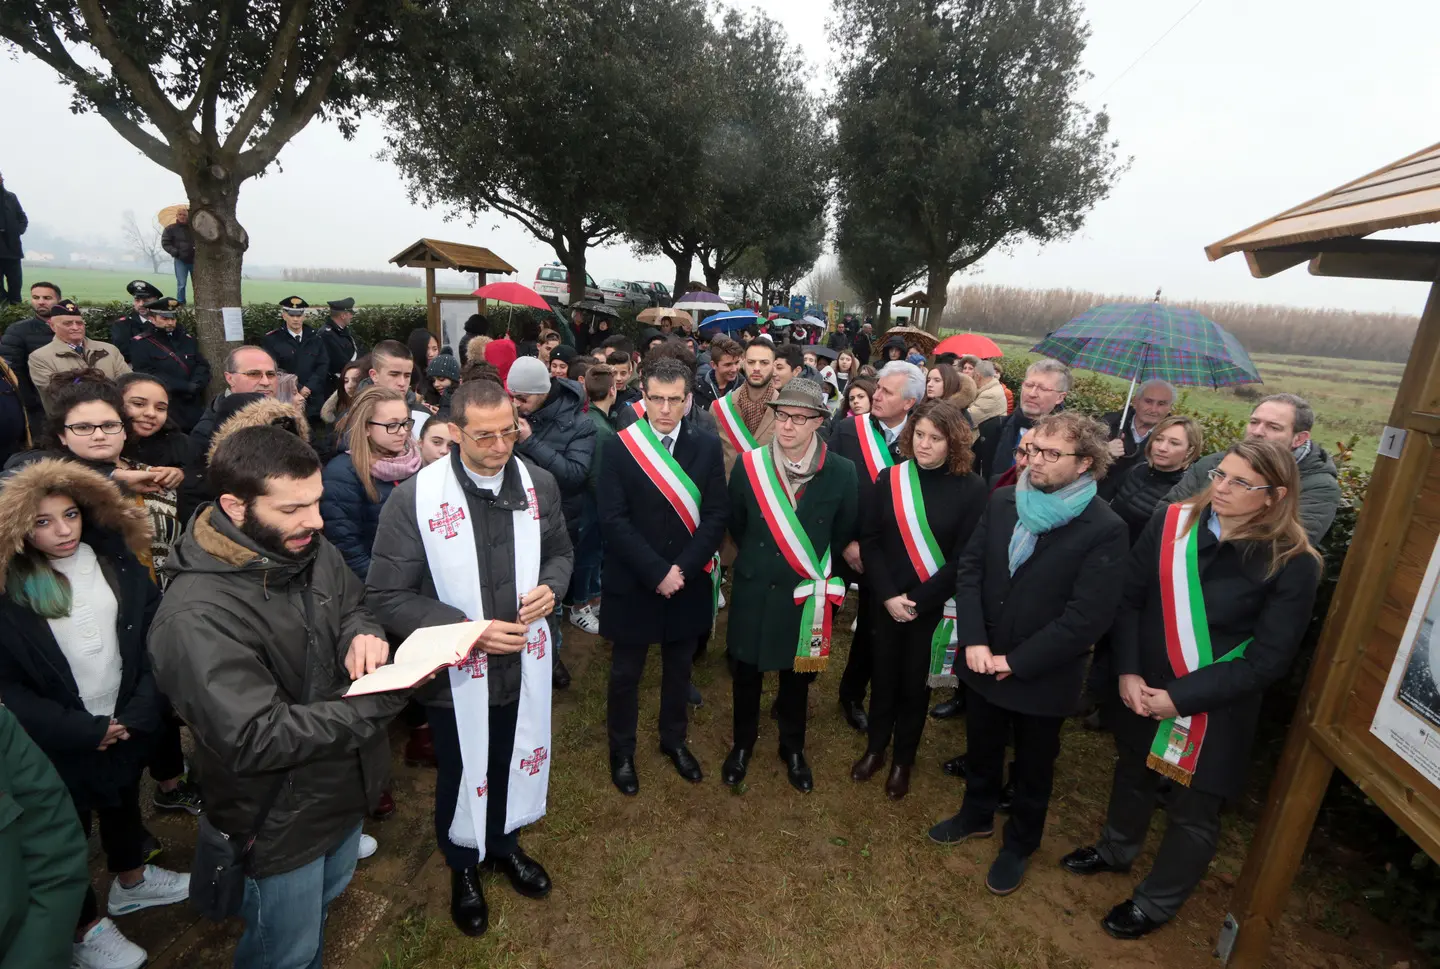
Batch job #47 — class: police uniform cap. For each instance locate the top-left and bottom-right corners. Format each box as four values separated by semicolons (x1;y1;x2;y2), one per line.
144;297;181;316
127;280;162;300
279;296;310;311
327;297;355;311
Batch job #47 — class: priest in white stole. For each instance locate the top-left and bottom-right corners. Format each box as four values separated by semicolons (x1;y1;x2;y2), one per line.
365;379;573;938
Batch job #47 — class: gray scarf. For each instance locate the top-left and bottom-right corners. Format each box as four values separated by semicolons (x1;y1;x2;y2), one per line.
771;435;823;504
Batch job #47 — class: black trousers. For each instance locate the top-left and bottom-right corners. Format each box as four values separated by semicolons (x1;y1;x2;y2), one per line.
1095;737;1225;922
731;660;811;753
74;783;147;926
428;701;520;870
607;637;697;756
838;588;875;704
147;707;187;781
958;690;1065;858
866;605;935;765
0;258;20;304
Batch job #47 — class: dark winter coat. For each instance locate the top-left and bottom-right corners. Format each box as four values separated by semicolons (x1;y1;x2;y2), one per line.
515;377;596;531
826;412;904;582
726;446;858;671
0;188;26;260
598;419;728;645
1109;461;1188;544
0;460;162;812
160;221;194;263
973;408;1038;482
124;423;191;470
321;449;406;579
365;449;573;708
1111;506;1321;798
0;317;53;418
262;325;328;419
1097;409;1163;501
953;486;1129;717
692;368;740;412
149;505;407;879
1165;445;1342;544
109;311;149;359
852;330;872;366
127;324;212;430
586;403;619;487
0;357;28;470
320;320;367;395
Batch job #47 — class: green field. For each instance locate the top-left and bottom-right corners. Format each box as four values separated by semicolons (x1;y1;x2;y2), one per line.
985;332;1400;471
20;264;425;306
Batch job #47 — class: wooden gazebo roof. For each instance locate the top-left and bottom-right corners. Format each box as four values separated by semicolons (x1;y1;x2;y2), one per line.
895;290;929;308
389;238;516;275
1206;140;1440;281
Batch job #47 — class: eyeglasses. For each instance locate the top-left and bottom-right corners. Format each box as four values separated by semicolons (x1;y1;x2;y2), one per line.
773;410;820;426
459;425;520;447
1206;468;1272;492
644;394;687;408
232;369;279;380
65;421;125;437
1017;444;1078;464
367;419;415;434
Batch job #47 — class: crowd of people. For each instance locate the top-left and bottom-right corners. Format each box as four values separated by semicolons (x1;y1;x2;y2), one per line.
0;280;1341;969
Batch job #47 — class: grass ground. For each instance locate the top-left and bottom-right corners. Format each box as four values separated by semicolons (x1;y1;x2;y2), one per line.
983;333;1402;471
20;264;425;305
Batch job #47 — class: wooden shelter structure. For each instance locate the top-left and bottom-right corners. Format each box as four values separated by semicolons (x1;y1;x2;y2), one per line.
389;238;517;338
1206;140;1440;966
894;289;930;328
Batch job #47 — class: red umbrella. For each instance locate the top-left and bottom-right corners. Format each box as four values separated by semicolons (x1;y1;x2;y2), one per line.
934;333;1003;359
472;281;550;310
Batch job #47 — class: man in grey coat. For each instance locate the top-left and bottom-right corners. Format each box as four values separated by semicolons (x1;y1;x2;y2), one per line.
1164;393;1341;544
366;378;572;938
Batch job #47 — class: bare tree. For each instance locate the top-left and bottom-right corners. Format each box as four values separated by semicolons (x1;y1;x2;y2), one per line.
121;210;164;273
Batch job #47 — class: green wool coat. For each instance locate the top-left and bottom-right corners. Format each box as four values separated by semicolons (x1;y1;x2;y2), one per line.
726;447;859;672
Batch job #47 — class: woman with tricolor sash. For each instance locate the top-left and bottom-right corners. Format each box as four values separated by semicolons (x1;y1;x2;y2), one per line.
850;400;986;799
1061;438;1321;940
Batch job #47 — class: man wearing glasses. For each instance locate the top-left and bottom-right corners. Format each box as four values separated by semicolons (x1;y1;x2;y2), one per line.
28;299;131;414
974;358;1071;482
723;378;858;794
599;358;728;795
366;379;573;939
928;412;1127;898
180;345;279;523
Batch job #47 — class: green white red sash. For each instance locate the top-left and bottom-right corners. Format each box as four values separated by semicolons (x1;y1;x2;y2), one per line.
713;390;759;455
618;418;699;532
629;398;646;419
1148;503;1251;786
854;414;895;483
891;460;961;687
741;445;845;671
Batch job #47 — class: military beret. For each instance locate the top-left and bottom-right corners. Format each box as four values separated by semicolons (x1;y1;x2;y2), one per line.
49;299;82;317
327;297;355;311
279;296;309;311
126;280;162;300
144;297;181;316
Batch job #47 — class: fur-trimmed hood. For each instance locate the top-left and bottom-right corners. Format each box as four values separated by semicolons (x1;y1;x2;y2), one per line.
0;458;152;586
206;396;311;464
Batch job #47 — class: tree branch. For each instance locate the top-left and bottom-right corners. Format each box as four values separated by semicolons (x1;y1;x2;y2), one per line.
224;0;314;155
75;0;188;137
188;0;241;148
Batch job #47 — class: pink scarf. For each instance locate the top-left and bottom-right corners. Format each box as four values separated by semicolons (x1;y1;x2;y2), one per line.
371;441;422;483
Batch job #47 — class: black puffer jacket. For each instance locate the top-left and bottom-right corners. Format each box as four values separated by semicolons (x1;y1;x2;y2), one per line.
160;221;194;263
1108;461;1187;544
515;377;596;531
149;506;408;878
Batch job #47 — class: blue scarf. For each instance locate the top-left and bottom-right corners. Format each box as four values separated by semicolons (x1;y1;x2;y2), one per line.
1007;470;1097;575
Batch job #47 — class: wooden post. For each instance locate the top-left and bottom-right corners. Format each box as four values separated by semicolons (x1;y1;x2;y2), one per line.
426;267;438;338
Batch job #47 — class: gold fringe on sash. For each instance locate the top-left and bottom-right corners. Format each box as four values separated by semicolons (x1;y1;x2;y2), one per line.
1146;752;1196;787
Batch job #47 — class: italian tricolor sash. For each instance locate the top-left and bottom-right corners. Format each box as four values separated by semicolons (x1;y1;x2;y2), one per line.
1147;503;1251;786
891;461;961;688
629;398;646;419
713;390;759;455
854;414;895;483
618;419;699;532
741;446;845;671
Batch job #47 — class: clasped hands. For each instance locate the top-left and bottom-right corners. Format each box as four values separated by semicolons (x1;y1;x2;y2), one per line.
1118;673;1178;720
964;645;1012;681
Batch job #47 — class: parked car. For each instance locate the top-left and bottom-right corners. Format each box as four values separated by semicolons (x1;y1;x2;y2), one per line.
642;281;672;307
599;279;652;310
534;263;605;304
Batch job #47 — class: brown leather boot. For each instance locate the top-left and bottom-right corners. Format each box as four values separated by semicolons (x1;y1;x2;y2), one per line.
885;763;912;800
850;750;886;782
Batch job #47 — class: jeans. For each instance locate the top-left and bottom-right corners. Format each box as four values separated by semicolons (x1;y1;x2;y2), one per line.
0;257;20;304
174;257;194;303
234;823;361;969
568;493;603;605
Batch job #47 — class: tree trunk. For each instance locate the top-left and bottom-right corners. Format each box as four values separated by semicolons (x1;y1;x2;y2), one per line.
924;263;950;336
182;169;250;397
564;242;588;308
670;251;692;302
879;294;894;333
703;264;721;292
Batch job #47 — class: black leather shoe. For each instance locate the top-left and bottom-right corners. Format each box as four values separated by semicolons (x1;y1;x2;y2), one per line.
1101;899;1165;940
1061;845;1129;876
481;846;552;899
610;754;639;796
839;699;869;733
450;866;489;936
850;750;885;782
930;694;965;719
780;748;814;793
941;753;969;778
552;658;572;690
661;744;704;783
721;746;751;785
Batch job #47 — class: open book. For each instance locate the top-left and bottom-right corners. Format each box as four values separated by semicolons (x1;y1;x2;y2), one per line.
344;620;491;697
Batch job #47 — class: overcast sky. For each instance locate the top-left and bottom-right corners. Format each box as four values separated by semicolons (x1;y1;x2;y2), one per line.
3;0;1438;314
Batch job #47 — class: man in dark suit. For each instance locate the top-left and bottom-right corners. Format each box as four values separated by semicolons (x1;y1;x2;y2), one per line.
600;358;728;794
928;411;1128;897
320;296;367;398
109;279;163;359
973;358;1069;482
827;360;924;732
261;296;327;421
128;296;212;430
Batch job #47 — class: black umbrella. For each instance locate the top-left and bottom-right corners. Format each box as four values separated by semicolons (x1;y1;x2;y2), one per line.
574;300;619;318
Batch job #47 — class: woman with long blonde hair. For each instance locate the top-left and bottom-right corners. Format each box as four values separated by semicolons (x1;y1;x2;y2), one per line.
320;387;423;578
1062;437;1322;940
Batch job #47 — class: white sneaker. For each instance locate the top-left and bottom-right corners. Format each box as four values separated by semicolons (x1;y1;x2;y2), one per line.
717;588;727;610
850;616;857;633
107;865;189;916
73;917;146;969
358;833;378;860
569;605;600;635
